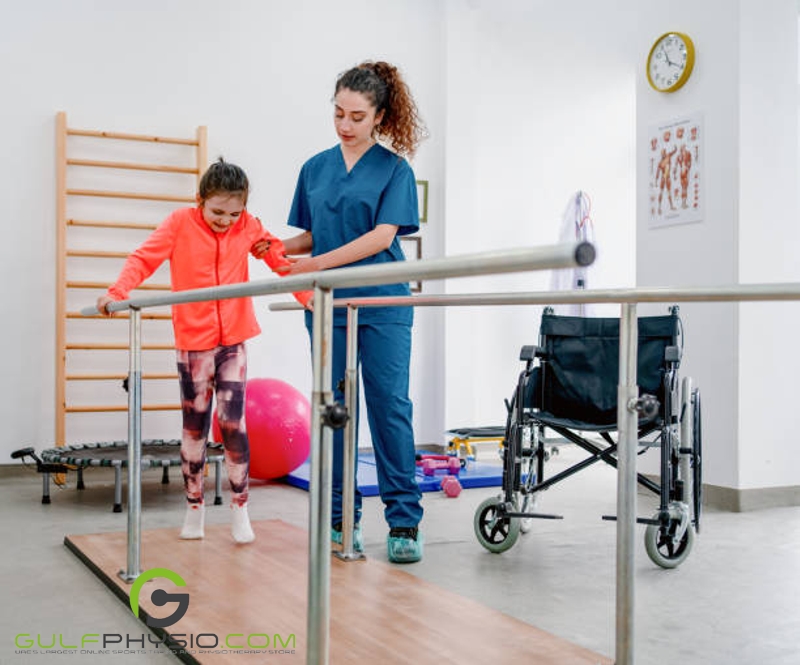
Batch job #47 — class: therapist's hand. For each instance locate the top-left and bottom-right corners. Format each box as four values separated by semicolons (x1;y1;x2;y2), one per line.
283;256;323;275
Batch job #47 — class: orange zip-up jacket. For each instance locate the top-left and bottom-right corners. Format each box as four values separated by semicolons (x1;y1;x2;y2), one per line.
106;206;311;351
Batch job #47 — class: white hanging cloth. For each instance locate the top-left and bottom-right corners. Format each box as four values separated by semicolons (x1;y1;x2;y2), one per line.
549;190;595;317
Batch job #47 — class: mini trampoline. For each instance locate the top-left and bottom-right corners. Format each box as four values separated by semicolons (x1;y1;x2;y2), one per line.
36;439;225;512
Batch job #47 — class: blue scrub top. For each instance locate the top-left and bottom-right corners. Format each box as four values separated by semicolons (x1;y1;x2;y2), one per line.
288;143;419;326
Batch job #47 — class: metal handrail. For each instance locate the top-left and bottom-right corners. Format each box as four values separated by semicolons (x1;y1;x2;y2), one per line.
269;282;800;311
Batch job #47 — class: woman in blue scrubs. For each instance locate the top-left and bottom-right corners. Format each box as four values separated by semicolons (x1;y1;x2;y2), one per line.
281;61;426;563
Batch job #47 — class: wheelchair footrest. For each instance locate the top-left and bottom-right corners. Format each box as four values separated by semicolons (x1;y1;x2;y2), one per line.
602;515;660;525
505;511;564;520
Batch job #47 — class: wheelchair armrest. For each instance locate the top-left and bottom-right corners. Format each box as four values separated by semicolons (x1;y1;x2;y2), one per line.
520;345;545;361
664;345;681;363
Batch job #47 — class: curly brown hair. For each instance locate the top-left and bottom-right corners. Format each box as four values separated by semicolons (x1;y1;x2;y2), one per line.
335;61;428;158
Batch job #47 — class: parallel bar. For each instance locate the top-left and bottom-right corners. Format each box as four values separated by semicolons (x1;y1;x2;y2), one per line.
67;127;198;146
81;242;592;315
615;303;638;665
67;189;194;203
269;282;800;310
67;158;198;174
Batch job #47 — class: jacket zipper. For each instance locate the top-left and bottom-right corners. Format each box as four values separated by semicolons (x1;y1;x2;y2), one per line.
215;235;222;344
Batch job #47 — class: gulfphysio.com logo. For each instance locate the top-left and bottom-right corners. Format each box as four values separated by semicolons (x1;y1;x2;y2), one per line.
130;567;190;628
14;566;297;656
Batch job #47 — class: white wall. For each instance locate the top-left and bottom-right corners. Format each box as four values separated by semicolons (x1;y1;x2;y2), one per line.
637;0;800;494
636;0;742;488
442;0;639;432
0;0;445;456
737;0;800;489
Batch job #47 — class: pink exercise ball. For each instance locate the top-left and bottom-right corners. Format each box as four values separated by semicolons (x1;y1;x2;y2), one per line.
213;378;310;480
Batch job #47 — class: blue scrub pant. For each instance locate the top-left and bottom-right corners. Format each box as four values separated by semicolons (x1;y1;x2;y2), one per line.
307;321;423;529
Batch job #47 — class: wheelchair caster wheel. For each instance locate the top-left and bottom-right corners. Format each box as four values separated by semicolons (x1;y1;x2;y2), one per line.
474;496;520;553
644;514;695;569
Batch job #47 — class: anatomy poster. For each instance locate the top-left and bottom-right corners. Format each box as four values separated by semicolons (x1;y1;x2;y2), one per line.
648;113;703;227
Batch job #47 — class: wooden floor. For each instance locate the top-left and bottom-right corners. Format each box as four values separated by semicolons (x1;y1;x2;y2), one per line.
66;520;611;665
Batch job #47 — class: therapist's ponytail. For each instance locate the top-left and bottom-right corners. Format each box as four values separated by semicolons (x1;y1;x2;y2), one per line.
336;61;428;158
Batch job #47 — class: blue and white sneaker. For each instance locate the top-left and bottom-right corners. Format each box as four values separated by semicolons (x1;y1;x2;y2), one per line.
332;522;364;552
387;526;423;563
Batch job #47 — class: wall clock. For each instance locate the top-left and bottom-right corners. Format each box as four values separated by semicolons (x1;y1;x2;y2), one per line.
647;32;695;93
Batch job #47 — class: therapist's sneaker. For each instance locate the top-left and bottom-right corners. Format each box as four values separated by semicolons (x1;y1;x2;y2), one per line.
387;526;423;563
332;522;364;552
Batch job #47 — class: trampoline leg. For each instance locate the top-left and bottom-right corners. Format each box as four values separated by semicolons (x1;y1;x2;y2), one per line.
77;467;85;490
161;464;169;485
42;472;51;505
214;459;223;505
113;465;122;513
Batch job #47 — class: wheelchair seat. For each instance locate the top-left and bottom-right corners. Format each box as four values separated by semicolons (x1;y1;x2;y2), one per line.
473;306;702;569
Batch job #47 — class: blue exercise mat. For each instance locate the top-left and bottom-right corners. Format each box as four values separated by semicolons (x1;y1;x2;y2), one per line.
283;452;505;497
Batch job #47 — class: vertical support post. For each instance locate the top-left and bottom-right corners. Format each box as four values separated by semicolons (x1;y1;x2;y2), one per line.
615;302;638;665
119;307;143;583
307;286;334;665
55;112;68;459
335;305;365;561
195;125;208;189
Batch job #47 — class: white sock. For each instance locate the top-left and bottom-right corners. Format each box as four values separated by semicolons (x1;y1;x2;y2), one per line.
180;503;205;540
231;503;255;544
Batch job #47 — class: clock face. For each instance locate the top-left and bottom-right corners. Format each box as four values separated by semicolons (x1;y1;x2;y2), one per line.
647;32;695;92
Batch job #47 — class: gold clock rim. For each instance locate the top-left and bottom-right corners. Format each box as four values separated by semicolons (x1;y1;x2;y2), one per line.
646;31;696;93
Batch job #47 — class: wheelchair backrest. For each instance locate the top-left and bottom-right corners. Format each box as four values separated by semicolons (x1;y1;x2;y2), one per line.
529;310;680;426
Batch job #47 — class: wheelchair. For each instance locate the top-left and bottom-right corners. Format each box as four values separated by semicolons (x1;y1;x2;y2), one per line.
473;306;702;569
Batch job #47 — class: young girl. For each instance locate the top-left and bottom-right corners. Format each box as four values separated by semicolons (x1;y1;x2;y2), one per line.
280;61;427;563
97;158;310;544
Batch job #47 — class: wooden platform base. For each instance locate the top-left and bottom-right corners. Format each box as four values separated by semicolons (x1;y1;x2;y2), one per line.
65;520;611;664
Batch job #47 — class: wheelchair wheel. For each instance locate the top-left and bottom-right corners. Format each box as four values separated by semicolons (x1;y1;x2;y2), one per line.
644;512;695;569
474;496;521;553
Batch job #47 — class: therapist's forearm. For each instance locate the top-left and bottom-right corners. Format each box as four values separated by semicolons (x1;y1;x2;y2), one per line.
283;231;313;255
316;225;398;270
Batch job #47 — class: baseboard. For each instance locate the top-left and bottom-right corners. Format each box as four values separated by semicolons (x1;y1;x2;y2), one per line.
703;483;800;512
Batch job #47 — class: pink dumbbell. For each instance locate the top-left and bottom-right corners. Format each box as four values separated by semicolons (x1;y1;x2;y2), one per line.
440;475;462;498
420;455;462;476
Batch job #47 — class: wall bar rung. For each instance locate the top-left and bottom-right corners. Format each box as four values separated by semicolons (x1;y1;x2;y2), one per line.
67;128;198;146
67;281;170;291
66;404;181;413
67;158;199;174
67;311;171;320
68;219;158;230
67;250;130;259
66;373;178;381
67;189;194;203
66;343;174;350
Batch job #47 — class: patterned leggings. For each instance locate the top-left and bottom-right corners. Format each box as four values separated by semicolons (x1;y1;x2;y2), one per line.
177;344;249;507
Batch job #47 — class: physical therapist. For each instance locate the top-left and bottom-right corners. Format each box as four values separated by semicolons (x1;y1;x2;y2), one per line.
280;60;426;564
